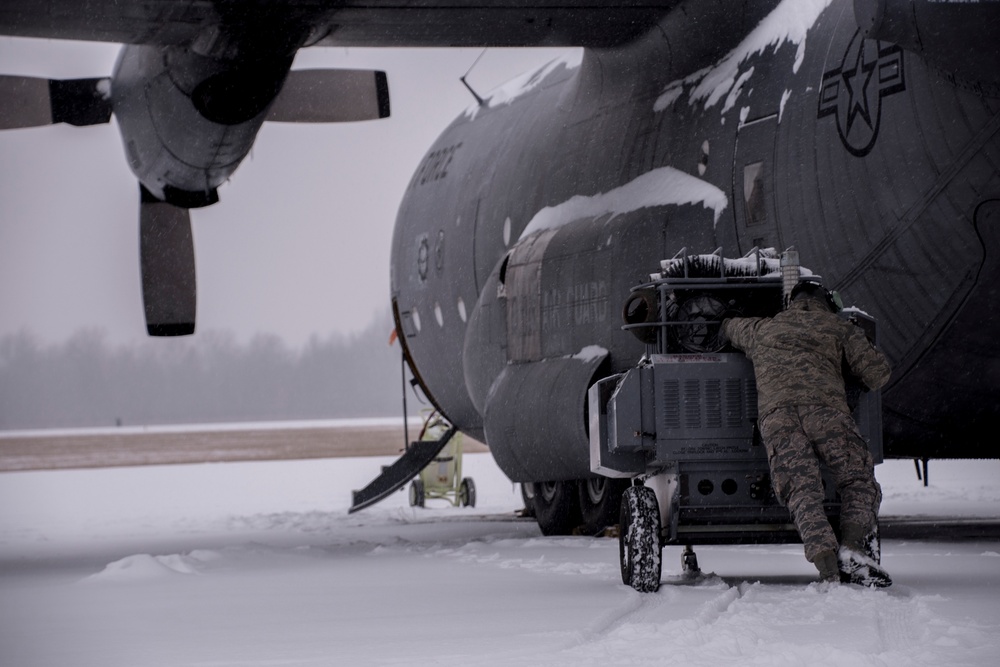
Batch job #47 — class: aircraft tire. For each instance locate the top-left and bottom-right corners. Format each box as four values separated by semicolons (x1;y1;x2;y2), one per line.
620;485;662;593
409;479;425;507
531;481;581;536
520;483;536;517
578;477;629;535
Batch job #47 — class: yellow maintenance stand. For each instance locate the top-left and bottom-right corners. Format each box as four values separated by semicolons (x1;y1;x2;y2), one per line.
408;411;476;508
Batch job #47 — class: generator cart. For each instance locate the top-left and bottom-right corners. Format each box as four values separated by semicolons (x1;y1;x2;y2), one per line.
589;248;883;592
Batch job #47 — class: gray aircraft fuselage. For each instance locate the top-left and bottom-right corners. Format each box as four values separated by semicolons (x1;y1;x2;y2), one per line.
390;0;1000;483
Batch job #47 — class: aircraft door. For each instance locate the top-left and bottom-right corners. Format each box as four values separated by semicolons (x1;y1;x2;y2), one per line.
733;115;781;254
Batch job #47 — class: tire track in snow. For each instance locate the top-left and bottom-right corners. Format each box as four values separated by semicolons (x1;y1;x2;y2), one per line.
576;576;744;646
533;579;965;667
874;591;920;653
429;536;620;580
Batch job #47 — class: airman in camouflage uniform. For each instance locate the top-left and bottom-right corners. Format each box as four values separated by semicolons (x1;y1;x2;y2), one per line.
721;281;892;585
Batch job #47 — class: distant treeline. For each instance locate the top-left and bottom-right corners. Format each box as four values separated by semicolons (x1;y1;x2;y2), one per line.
0;310;409;430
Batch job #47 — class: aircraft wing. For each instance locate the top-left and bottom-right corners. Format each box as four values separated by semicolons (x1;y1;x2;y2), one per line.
0;0;681;48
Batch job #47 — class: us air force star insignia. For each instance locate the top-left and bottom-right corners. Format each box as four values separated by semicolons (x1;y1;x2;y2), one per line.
818;31;905;157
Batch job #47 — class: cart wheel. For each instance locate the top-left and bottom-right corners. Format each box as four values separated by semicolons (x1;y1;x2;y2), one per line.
619;485;662;593
459;478;476;507
409;479;425;507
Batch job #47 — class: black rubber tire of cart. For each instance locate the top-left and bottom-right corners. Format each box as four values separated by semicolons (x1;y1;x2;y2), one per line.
578;477;630;535
532;480;581;536
619;485;662;593
459;478;476;507
408;479;425;507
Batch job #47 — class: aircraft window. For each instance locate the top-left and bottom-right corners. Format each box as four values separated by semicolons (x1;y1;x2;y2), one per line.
457;297;467;323
434;303;444;328
743;162;767;227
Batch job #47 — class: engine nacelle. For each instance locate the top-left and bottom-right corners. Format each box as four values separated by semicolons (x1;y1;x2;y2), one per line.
111;44;293;206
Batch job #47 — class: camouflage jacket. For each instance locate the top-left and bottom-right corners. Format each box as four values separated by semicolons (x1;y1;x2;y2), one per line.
721;299;891;418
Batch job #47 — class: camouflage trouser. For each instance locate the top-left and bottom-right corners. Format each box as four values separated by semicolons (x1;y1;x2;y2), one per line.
758;405;882;563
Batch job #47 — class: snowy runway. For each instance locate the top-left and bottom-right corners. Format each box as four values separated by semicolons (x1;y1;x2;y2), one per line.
2;454;999;666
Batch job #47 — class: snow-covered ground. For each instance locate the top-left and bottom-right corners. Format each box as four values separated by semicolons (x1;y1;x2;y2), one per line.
1;452;999;666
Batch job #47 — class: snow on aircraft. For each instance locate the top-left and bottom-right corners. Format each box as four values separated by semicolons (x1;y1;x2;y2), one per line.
1;1;998;542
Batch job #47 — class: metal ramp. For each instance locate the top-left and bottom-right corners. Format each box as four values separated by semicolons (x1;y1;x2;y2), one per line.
348;425;457;513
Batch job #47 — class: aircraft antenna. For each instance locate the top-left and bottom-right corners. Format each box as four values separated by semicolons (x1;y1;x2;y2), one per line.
460;49;487;106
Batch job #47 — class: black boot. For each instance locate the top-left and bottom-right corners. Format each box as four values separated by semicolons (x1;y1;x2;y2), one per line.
838;545;892;587
839;521;891;587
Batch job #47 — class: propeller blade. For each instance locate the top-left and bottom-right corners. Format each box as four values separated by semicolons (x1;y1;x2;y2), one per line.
266;69;390;123
0;76;53;129
140;185;197;337
0;75;111;130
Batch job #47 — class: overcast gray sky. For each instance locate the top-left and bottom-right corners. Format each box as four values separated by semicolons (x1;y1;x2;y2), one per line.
0;37;569;348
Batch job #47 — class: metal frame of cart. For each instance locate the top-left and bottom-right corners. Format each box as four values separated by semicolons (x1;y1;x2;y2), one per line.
409;410;476;508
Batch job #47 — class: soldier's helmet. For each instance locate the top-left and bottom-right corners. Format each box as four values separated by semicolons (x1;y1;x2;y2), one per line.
790;276;843;312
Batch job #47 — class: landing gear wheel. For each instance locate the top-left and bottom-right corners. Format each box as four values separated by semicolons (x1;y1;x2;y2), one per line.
520;483;536;517
619;485;662;592
578;477;629;535
532;480;581;536
459;478;476;507
408;479;425;507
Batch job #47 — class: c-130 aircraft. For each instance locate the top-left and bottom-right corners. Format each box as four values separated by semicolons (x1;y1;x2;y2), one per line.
2;1;998;545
